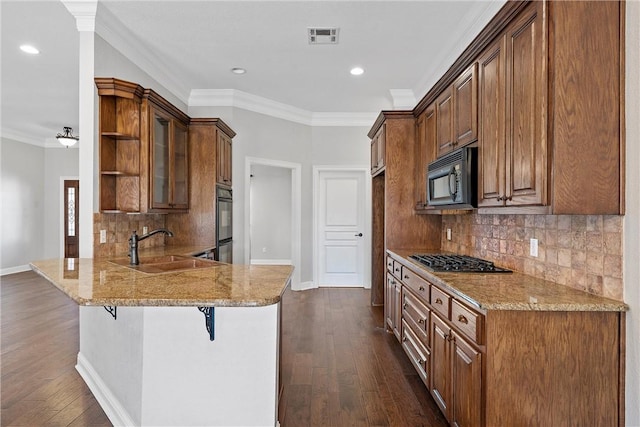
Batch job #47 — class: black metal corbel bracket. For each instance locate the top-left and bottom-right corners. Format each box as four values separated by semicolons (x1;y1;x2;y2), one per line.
197;307;215;341
104;306;117;319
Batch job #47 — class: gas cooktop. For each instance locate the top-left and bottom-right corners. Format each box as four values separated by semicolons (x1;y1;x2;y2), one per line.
409;254;512;273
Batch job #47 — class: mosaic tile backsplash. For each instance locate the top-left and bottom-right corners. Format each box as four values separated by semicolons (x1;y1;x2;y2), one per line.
93;213;167;259
440;214;623;300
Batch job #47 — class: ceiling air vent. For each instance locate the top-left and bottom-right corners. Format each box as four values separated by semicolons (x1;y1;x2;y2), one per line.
308;27;339;44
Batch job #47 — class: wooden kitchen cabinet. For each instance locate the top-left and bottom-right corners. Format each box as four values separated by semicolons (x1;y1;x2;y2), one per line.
96;78;144;213
370;124;386;176
414;104;436;211
388;250;624;426
369;112;441;306
148;104;189;211
476;0;623;214
436;63;478;159
478;2;546;209
453;63;478;148
216;130;233;187
431;309;482;426
385;273;401;341
96;78;192;214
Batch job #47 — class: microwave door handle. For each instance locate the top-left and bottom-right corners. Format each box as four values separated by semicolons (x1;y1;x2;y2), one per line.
448;166;457;199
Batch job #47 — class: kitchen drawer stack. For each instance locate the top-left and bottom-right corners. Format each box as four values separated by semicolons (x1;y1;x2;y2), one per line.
386;255;483;426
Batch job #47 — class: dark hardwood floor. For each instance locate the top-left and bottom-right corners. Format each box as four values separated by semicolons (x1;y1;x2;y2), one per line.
1;272;447;427
1;271;110;426
279;287;447;427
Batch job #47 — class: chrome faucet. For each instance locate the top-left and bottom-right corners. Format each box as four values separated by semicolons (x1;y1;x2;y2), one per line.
128;228;174;265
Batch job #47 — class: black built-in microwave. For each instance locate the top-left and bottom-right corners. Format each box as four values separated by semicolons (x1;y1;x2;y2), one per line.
426;146;477;208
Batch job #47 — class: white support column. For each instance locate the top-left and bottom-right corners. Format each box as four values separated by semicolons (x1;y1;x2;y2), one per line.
62;1;97;258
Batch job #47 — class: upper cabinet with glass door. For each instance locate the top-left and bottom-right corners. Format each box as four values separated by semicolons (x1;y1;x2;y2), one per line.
141;89;190;213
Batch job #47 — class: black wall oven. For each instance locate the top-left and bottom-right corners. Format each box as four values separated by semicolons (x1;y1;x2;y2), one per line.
216;186;232;263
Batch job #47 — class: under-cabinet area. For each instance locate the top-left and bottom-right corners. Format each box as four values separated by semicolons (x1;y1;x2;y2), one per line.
386;249;626;427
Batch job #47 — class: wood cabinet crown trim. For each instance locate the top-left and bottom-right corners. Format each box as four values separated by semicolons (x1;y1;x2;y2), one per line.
142;88;190;124
367;110;414;139
189;118;237;138
95;77;145;101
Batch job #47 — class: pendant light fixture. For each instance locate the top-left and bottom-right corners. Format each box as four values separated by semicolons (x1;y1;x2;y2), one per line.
56;126;79;147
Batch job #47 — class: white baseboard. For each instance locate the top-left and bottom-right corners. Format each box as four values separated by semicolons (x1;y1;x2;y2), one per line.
250;259;292;265
76;352;136;427
0;264;31;276
294;281;316;291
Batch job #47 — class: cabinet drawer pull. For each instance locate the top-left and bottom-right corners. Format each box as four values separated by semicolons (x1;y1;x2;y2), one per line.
403;303;408;309
417;359;424;365
395;268;400;272
418;318;425;324
419;286;425;291
458;315;468;324
390;280;396;285
404;274;409;279
435;298;443;305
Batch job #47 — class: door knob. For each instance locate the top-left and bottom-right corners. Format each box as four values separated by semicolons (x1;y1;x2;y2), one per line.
355;233;363;237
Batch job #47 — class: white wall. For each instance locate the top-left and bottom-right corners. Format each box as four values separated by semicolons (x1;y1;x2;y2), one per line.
1;138;45;271
624;1;640;424
249;164;292;262
0;139;79;273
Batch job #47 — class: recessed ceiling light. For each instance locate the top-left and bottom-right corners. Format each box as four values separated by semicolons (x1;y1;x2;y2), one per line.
231;67;246;75
350;67;364;76
20;44;40;55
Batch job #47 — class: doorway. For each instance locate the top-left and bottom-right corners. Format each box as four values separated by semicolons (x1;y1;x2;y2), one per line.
245;157;301;290
63;180;79;258
313;167;371;288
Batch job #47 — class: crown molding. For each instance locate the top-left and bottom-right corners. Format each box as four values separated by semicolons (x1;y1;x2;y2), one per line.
0;128;80;149
189;89;376;127
62;0;97;32
389;89;417;110
0;128;45;147
414;0;507;100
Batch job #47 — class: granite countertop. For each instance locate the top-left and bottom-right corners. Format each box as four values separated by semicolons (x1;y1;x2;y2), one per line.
30;246;294;308
388;249;628;312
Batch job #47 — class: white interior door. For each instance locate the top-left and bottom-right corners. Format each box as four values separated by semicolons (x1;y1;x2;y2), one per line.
317;170;366;286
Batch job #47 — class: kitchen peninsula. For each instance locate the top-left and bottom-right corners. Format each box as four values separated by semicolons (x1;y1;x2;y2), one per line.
30;247;293;427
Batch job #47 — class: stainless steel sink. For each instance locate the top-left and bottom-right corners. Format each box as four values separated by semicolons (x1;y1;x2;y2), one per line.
109;255;221;274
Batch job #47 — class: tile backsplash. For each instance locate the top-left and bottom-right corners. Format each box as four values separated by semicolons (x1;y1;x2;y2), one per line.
93;213;167;259
441;214;623;300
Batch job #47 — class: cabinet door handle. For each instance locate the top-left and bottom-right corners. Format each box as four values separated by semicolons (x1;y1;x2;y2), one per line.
458;315;468;324
435;298;443;305
419;286;425;291
404;275;409;279
447;334;454;342
403;303;408;309
418;318;425;324
497;196;503;201
417;359;424;365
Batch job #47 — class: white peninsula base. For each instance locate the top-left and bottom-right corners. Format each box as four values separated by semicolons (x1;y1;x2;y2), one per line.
76;303;280;427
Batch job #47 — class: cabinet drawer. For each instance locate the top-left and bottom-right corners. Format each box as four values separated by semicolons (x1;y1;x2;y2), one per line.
401;266;430;304
402;288;430;347
392;261;403;278
451;299;483;345
430;286;451;319
401;319;430;386
386;256;394;273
